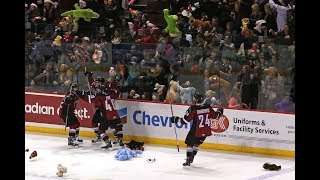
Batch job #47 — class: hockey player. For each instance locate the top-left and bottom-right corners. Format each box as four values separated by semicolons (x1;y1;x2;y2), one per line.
58;83;90;146
93;84;125;149
171;92;224;166
84;71;121;143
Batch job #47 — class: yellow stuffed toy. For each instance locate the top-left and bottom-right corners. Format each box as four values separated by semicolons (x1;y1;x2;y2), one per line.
240;18;250;34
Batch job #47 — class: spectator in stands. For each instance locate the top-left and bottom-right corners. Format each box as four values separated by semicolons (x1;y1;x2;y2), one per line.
249;3;263;29
24;0;295;112
268;0;291;32
137;27;159;43
220;35;236;61
103;0;118;28
127;89;140;99
128;56;140;78
274;94;295;112
219;57;233;81
210;16;224;35
263;3;277;35
118;65;133;98
228;82;243;109
203;69;212;92
111;29;122;44
132;72;154;100
237;65;259;109
25;3;39;42
179;81;197;104
235;29;258;50
269;24;294;45
54;63;74;87
42;0;58;35
31;62;58;86
154;83;167;102
223;21;237;43
263;67;284;109
203;89;219;106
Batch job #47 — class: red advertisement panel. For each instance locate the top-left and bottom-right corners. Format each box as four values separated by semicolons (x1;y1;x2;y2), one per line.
25;93;94;128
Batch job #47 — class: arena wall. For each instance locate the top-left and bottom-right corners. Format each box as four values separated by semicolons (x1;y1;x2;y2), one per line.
25;91;295;157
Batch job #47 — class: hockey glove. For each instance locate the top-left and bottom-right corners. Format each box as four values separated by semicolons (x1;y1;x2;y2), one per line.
84;71;93;77
216;108;224;117
170;116;180;123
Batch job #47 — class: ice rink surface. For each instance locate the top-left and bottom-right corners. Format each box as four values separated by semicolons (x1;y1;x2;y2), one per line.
25;133;295;180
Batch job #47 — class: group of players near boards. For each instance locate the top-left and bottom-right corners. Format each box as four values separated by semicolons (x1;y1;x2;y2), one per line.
58;70;224;166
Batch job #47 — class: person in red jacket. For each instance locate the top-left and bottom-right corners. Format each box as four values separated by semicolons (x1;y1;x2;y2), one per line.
58;83;90;147
93;84;124;149
171;93;224;166
84;71;121;144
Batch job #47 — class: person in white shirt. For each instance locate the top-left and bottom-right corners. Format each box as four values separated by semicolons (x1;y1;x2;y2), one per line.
268;0;291;32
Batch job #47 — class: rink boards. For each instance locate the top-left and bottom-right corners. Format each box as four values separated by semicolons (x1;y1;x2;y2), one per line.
25;91;295;157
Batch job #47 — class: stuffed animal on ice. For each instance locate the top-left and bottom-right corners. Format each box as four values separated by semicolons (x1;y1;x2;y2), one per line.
114;147;143;161
61;3;99;25
163;9;180;37
56;164;68;177
125;140;145;151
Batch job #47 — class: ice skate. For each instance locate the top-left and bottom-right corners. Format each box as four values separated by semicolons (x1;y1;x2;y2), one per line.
101;139;113;150
112;138;125;150
68;137;79;147
112;141;119;146
190;155;195;164
183;157;192;166
118;138;125;148
112;136;119;145
76;136;83;143
92;134;102;143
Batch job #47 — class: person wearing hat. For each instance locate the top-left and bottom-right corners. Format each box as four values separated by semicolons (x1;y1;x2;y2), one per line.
43;0;58;35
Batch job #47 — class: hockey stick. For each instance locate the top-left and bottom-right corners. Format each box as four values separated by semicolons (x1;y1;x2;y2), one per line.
169;90;179;152
65;104;70;131
85;67;96;114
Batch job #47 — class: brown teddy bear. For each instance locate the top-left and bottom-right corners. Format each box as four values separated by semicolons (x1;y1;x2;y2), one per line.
263;162;281;171
53;35;62;46
165;80;181;103
56;164;68;177
125;140;145;151
191;19;211;28
29;150;37;159
209;75;231;101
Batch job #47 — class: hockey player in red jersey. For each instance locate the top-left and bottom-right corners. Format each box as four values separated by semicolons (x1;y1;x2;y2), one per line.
58;83;90;146
171;92;224;166
84;71;121;143
93;84;125;149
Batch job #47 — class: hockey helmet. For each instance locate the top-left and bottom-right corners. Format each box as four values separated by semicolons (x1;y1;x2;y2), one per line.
104;84;113;95
194;92;204;103
95;76;105;84
69;83;78;93
114;74;123;83
96;84;105;92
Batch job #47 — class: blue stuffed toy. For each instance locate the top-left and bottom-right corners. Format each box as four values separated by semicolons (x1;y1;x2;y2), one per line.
114;147;143;161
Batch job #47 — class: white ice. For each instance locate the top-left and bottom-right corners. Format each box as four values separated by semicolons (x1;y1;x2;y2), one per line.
25;133;295;180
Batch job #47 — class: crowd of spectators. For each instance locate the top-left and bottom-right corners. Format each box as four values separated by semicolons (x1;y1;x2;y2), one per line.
25;0;295;112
